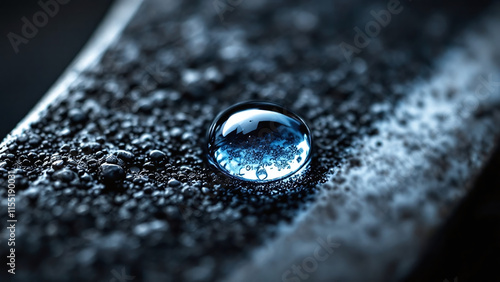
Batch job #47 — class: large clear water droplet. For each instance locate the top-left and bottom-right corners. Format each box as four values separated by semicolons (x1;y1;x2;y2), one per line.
207;102;312;183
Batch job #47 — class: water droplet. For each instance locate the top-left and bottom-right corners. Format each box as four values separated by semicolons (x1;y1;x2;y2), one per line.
207;102;312;182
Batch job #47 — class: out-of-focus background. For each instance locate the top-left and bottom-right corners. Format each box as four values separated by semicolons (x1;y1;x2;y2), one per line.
0;0;113;138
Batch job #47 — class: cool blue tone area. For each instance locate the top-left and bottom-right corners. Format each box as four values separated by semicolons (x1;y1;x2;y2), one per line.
207;102;312;182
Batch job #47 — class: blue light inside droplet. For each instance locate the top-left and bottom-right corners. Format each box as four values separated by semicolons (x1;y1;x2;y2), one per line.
207;102;312;183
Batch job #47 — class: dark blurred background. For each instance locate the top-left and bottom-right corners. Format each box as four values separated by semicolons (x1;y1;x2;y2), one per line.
0;0;113;139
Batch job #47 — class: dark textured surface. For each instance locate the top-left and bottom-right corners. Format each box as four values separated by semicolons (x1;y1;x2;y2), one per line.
1;0;500;281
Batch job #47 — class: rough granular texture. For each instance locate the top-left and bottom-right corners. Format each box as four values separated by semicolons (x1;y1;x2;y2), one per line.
1;0;499;281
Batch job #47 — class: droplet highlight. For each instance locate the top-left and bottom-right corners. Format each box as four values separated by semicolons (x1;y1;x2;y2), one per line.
207;102;312;182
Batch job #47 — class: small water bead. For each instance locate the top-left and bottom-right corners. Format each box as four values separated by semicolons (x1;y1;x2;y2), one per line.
207;102;312;182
